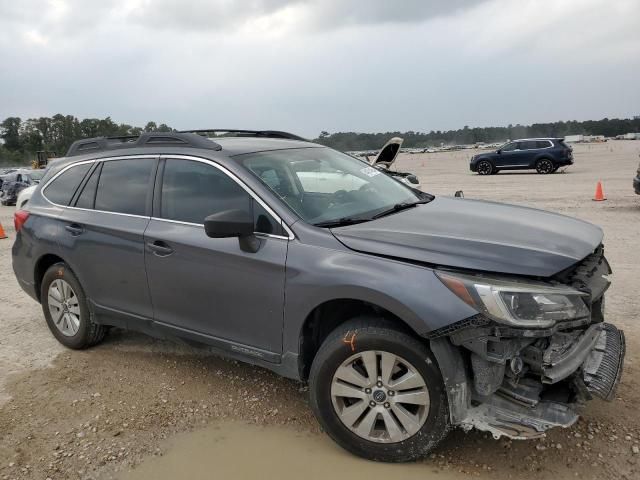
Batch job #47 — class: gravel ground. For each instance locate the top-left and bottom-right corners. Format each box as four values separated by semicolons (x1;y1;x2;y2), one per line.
0;141;639;480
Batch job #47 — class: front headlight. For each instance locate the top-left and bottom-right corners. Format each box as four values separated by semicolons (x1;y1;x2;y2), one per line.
436;271;590;328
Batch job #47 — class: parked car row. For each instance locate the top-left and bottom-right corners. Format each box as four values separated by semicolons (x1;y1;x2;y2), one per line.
0;168;45;206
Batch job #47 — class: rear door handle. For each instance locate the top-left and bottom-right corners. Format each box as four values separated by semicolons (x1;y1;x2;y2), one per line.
65;224;84;236
147;240;174;257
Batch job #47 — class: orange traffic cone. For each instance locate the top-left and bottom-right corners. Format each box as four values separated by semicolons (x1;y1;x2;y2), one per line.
593;181;606;201
0;222;7;239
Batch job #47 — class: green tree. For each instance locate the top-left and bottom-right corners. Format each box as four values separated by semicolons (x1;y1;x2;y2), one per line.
1;117;22;151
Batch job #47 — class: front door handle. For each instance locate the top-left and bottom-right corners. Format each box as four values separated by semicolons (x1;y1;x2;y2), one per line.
65;224;84;236
147;240;174;257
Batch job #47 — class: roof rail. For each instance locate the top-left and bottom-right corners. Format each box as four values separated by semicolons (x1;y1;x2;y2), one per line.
179;129;307;142
65;132;222;157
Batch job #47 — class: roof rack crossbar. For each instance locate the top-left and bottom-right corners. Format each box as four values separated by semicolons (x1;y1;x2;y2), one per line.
178;129;307;142
65;132;222;157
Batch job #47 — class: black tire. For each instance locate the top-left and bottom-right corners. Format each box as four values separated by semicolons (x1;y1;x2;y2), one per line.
41;262;106;349
491;169;500;175
535;158;554;174
476;160;494;175
309;317;450;462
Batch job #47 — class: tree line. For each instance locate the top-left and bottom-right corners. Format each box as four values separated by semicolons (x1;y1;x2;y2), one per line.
313;117;640;151
2;114;640;166
0;115;173;166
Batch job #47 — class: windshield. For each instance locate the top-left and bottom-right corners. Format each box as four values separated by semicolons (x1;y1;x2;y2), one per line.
237;147;422;225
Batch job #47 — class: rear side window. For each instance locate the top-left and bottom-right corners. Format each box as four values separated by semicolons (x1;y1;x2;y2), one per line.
160;159;284;235
74;165;101;209
95;159;155;216
44;163;91;206
536;140;552;148
519;141;537;150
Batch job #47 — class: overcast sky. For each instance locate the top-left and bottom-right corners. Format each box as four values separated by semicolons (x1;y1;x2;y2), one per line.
0;0;639;137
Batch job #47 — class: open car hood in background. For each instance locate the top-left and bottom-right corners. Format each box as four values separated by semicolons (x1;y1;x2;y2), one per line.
371;137;403;168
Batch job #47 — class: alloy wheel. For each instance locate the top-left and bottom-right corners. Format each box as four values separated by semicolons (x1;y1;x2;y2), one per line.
330;350;430;443
47;279;81;337
477;161;493;175
536;159;553;174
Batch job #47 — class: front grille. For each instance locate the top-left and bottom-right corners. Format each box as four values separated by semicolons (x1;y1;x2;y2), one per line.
583;323;625;401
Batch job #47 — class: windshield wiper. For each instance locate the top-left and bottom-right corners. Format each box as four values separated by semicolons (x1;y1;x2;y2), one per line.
371;199;431;220
314;217;370;228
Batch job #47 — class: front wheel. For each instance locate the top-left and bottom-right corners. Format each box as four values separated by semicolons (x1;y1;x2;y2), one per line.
476;160;494;175
535;158;554;174
309;318;450;462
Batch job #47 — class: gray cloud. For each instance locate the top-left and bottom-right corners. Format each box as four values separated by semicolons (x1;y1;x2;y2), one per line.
130;0;486;31
0;0;638;137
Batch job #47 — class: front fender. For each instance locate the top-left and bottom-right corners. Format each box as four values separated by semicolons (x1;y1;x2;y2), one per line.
282;241;478;353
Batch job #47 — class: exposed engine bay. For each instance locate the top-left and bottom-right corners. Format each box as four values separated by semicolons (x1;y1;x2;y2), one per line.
430;245;626;439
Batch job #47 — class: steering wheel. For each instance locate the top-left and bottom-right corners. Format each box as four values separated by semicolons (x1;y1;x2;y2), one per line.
358;183;377;194
328;190;353;208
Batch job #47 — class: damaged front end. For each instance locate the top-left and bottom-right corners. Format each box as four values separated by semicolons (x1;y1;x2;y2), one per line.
431;246;626;439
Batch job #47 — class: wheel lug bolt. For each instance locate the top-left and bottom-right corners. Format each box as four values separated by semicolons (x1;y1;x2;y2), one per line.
384;402;390;409
388;391;394;396
365;388;372;394
376;381;383;388
369;401;376;407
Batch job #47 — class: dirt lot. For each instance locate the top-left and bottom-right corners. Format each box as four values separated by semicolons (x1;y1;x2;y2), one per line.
1;141;639;480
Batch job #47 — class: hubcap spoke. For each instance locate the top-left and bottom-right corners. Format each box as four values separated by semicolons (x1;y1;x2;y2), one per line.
354;408;378;438
360;351;378;384
391;403;422;436
334;364;369;388
331;381;367;400
380;408;404;442
380;352;396;386
337;400;369;427
389;371;426;391
393;389;429;405
53;308;64;325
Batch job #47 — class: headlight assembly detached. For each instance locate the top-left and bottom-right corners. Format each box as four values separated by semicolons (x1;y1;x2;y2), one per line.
436;271;590;328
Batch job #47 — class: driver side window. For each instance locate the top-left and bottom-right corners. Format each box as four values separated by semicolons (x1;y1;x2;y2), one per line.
160;159;284;236
501;142;517;152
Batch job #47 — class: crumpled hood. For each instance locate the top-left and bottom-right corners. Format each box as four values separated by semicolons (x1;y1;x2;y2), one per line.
331;197;603;277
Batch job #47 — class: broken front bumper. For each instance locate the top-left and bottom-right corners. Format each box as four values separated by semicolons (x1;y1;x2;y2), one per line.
433;321;625;440
465;322;625;439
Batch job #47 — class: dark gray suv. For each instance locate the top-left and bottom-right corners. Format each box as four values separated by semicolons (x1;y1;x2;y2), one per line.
470;138;573;175
12;130;625;462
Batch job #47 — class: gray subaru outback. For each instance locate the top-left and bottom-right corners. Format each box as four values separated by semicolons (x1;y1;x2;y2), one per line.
12;130;625;462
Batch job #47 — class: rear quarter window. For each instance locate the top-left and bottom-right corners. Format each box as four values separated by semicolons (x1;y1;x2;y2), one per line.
43;163;92;206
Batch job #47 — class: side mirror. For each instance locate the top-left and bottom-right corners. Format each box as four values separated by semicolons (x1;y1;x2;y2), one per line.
204;209;254;238
496;149;501;154
406;174;419;185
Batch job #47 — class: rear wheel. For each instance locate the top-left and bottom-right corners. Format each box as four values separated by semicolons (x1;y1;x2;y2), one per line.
309;317;449;462
476;160;494;175
41;262;106;349
535;158;554;174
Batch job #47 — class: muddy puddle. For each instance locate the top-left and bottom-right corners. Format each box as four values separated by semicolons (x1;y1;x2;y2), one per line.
121;422;465;480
